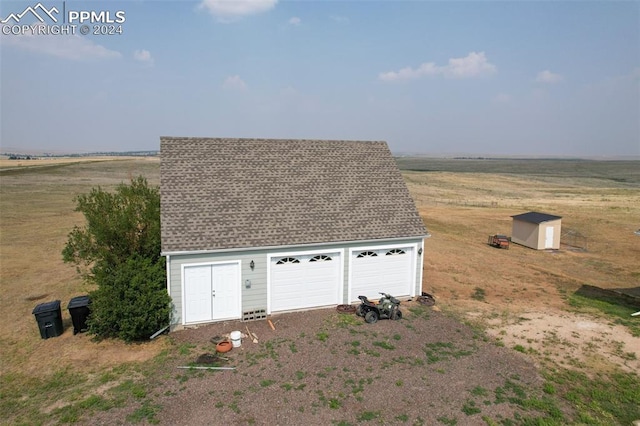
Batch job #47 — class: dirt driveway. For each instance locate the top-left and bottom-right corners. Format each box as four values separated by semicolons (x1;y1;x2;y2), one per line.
90;303;549;425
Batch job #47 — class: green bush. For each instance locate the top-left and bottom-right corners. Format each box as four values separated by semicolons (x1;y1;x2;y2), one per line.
63;177;170;341
89;255;171;341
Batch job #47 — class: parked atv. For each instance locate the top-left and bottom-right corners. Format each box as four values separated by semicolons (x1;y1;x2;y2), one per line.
356;292;402;324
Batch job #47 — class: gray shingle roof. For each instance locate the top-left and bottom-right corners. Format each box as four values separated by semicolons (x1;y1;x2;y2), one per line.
160;137;427;253
511;211;562;224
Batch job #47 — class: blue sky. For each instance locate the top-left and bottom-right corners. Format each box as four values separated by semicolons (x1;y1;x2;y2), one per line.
1;0;638;156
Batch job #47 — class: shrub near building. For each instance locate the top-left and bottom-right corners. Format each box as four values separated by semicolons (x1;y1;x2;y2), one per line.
62;176;170;341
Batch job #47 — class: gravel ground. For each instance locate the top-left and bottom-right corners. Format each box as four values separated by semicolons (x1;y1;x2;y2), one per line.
91;302;547;425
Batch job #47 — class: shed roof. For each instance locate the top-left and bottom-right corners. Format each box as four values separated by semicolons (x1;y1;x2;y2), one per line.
160;137;427;253
511;211;562;224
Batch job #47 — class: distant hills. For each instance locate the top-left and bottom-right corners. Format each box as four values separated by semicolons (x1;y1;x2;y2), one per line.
1;150;159;159
1;148;637;161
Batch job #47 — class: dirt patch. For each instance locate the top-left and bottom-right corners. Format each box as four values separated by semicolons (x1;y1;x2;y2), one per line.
91;304;545;425
484;309;640;374
24;293;50;302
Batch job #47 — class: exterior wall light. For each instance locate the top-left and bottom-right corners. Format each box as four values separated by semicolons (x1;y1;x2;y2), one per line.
250;260;255;270
418;248;423;255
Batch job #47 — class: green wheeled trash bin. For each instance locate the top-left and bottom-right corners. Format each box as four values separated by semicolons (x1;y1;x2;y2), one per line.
68;295;91;335
32;300;64;339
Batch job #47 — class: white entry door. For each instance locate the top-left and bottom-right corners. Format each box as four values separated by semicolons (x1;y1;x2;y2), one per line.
184;262;240;324
184;265;212;324
545;226;554;249
211;263;241;319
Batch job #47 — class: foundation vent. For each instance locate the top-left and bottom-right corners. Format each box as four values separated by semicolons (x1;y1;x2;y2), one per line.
243;309;267;322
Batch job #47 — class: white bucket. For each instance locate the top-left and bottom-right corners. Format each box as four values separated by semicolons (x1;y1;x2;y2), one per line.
230;330;242;348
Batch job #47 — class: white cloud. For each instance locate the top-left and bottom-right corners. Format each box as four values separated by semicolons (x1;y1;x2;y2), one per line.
536;70;563;83
133;49;153;65
379;63;438;81
0;26;121;60
379;52;496;82
199;0;277;22
288;16;301;26
222;75;248;91
445;52;497;78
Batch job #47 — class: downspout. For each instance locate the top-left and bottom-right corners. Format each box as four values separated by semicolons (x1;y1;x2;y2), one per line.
165;254;174;329
166;254;171;295
417;241;423;295
418;234;429;294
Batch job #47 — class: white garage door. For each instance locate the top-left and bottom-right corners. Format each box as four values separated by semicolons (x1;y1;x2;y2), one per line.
350;247;413;302
184;262;241;324
270;252;341;312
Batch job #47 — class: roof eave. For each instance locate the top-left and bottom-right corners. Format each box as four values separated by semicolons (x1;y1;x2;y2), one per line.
161;234;430;257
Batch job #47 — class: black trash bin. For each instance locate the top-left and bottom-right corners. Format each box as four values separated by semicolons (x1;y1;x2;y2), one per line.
32;300;64;339
68;295;91;335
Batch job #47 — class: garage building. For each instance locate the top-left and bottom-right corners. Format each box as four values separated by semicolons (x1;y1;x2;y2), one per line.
160;137;428;329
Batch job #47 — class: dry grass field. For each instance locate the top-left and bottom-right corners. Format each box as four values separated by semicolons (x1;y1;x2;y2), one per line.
1;157;638;424
400;160;640;377
0;157;164;377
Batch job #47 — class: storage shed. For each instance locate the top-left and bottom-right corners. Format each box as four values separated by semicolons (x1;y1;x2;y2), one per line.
511;211;562;250
160;137;428;329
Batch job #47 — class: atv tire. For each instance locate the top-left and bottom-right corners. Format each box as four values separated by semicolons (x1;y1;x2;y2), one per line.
364;310;379;324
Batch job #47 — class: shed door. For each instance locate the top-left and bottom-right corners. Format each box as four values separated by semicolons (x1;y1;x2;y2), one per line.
351;247;413;302
184;263;240;324
545;226;554;249
270;253;341;312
